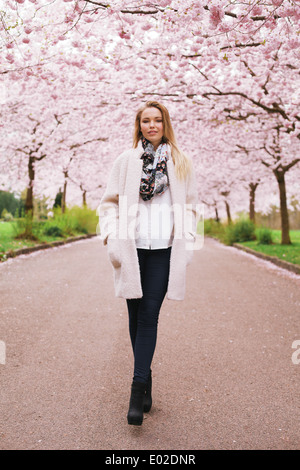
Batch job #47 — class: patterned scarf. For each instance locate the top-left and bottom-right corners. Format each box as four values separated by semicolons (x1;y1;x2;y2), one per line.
139;137;169;202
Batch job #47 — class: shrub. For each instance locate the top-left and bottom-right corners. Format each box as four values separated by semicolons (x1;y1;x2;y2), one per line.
43;224;63;237
67;206;98;234
46;206;97;238
3;211;14;222
257;227;273;245
204;218;225;240
12;212;43;241
224;219;256;245
53;212;75;236
205;218;220;234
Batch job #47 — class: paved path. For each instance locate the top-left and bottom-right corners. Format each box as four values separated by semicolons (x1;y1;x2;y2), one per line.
0;237;299;450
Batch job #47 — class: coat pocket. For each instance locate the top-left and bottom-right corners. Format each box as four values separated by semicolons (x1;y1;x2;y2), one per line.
107;238;122;268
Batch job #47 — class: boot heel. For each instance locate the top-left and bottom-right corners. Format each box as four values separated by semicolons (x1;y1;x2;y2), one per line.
127;381;146;426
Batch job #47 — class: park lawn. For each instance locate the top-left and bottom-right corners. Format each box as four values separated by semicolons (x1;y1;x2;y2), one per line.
0;221;82;259
0;222;37;257
239;230;300;266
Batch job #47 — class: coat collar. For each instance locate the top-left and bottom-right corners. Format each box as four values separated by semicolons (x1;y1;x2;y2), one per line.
133;140;144;159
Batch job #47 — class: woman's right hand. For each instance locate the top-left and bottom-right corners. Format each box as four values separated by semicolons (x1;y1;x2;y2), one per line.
107;237;122;268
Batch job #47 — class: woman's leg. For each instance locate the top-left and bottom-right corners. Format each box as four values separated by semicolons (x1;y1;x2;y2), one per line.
132;247;171;384
126;249;147;351
126;298;140;351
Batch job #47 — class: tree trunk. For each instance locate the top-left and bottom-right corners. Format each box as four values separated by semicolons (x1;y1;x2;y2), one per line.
25;155;35;215
215;205;220;223
225;200;232;225
61;171;68;214
249;182;258;225
82;190;87;207
274;169;291;245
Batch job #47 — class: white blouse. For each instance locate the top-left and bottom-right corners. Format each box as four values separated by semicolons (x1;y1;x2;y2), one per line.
135;187;174;250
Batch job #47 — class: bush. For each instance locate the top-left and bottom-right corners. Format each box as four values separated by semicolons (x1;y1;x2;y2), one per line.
257;227;273;245
50;210;75;236
45;206;98;238
2;210;14;222
204;218;225;239
224;219;256;245
43;224;63;237
205;218;221;234
67;206;98;234
12;212;44;241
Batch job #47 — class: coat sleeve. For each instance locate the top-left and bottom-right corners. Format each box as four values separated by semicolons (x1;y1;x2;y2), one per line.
184;158;200;241
98;155;123;245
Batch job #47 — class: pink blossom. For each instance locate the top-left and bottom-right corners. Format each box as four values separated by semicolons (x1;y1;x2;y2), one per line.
279;7;295;18
252;6;263;16
24;27;32;34
71;60;85;68
209;6;224;29
22;38;30;44
65;16;74;24
288;38;300;49
159;0;172;6
75;3;83;13
119;31;130;40
264;18;277;30
218;23;230;33
6;54;14;63
271;0;283;6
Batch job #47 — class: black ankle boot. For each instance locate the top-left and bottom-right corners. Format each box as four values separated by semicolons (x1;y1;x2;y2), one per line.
127;380;146;426
144;370;152;413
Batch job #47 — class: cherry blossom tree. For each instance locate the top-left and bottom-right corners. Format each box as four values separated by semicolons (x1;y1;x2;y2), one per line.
0;0;299;243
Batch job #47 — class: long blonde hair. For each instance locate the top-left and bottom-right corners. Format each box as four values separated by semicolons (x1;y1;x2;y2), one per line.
133;101;191;180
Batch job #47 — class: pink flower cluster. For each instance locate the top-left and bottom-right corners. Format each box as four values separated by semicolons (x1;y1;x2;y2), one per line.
209;5;224;29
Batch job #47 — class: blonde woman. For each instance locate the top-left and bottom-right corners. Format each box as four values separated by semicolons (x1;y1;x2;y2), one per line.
99;101;199;426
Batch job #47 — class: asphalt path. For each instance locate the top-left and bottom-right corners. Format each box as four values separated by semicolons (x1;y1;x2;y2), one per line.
0;237;299;450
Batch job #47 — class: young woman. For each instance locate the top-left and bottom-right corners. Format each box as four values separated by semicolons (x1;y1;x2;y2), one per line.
99;101;199;426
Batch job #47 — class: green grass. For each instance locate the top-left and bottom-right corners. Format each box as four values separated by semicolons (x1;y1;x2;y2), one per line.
0;206;98;260
0;221;69;256
204;219;300;267
239;230;300;266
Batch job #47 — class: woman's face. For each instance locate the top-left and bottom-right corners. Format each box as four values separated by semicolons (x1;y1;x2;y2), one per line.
140;107;164;149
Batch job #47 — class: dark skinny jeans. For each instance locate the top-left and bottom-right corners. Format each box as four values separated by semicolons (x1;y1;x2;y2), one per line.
126;247;171;384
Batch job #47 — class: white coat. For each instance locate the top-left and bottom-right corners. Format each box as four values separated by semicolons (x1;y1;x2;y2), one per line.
98;141;199;301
